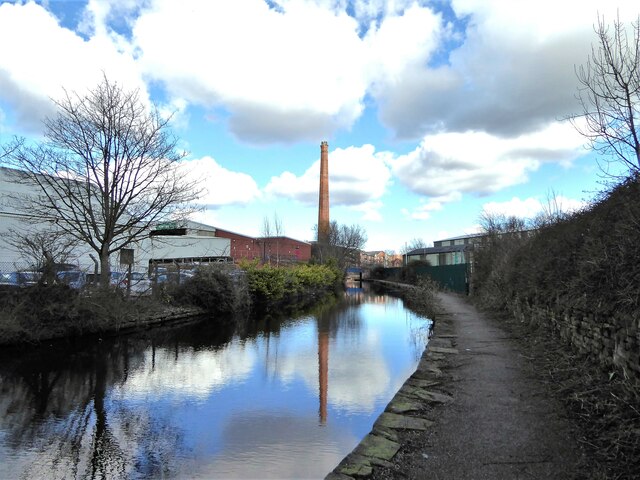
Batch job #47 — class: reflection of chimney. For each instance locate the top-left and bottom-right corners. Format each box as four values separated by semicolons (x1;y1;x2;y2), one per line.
318;330;329;424
317;141;329;244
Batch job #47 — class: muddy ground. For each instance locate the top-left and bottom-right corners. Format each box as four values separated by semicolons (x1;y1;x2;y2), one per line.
327;291;639;480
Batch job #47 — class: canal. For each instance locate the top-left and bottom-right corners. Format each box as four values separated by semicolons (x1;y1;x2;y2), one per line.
0;283;432;479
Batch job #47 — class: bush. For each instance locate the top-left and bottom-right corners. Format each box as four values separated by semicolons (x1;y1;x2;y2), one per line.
239;261;343;311
0;284;158;344
473;177;640;316
169;266;244;319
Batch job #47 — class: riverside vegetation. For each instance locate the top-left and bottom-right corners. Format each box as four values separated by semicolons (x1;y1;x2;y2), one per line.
472;177;640;479
0;261;343;346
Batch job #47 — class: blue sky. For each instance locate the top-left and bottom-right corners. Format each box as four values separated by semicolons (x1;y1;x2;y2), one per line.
0;0;636;252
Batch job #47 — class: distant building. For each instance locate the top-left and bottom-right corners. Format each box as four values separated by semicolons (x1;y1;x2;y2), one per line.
0;168;232;274
147;220;232;269
213;227;262;261
361;250;384;266
0;167;313;273
360;251;404;268
258;236;312;264
404;233;486;266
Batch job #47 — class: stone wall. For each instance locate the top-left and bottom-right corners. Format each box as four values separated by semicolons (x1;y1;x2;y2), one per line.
511;298;640;378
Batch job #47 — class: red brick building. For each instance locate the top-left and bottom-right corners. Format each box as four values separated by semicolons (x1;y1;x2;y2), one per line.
258;236;312;264
213;228;262;261
212;229;311;264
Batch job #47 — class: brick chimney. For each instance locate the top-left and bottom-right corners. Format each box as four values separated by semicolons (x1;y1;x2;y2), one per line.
317;141;330;244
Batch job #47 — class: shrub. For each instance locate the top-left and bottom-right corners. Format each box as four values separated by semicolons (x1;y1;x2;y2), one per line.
473;176;640;316
0;284;157;344
239;261;343;311
170;266;240;319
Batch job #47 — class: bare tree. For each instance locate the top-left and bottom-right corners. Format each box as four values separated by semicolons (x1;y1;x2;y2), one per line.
568;15;640;178
401;238;428;254
479;212;528;235
4;227;79;284
261;215;272;238
314;221;367;268
260;212;285;265
0;137;23;161
260;215;272;263
6;75;200;286
273;212;284;266
531;189;580;229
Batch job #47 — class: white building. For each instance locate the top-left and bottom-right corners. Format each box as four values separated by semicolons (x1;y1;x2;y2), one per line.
0;167;230;274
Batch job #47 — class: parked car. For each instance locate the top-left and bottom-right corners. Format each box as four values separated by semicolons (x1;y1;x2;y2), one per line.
109;271;128;288
154;271;194;285
0;272;19;287
0;271;42;287
56;270;87;289
129;272;152;295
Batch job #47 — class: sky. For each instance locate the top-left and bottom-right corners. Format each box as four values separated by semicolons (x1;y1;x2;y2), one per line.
0;0;637;253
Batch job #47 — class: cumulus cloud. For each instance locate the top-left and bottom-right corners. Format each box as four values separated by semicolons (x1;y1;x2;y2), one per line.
401;192;462;221
0;0;631;213
265;144;392;215
132;0;370;143
391;122;585;198
376;0;639;139
350;200;384;222
482;195;586;219
127;0;448;143
180;156;261;208
0;1;146;134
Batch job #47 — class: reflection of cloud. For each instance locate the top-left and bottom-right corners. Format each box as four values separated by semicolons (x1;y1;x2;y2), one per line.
326;350;391;414
273;326;392;415
115;342;256;400
180;412;357;479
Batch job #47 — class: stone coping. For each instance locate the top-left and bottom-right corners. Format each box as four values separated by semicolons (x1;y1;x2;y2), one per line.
325;306;456;479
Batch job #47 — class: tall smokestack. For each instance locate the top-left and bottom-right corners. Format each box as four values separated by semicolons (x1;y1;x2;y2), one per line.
318;141;330;244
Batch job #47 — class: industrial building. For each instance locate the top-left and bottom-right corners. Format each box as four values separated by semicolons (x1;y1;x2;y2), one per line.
404;234;486;266
0;167;310;276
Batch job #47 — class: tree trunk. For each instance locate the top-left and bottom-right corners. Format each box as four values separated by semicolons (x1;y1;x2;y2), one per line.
100;248;110;287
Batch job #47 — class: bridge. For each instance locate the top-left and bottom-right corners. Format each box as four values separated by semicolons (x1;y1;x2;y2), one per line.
345;266;366;280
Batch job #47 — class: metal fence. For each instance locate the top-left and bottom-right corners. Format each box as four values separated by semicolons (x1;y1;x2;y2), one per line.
375;264;469;294
416;264;469;294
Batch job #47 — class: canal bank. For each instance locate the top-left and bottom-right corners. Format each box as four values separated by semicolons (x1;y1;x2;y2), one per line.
0;282;432;479
327;290;585;479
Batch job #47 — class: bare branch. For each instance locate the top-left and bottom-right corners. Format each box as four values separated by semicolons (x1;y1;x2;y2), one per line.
568;14;640;178
4;75;201;286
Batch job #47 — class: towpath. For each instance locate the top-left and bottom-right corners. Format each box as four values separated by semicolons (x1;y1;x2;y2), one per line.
328;291;585;479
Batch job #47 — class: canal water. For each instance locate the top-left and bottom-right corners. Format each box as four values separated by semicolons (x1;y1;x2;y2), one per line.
0;283;432;479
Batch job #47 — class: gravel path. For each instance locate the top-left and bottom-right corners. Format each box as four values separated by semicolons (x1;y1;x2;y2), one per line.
328;291;585;480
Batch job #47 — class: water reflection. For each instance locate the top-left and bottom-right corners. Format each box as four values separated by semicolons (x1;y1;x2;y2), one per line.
0;284;431;479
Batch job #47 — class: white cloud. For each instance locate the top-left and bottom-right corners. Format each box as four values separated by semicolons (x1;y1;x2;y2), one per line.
350;200;384;222
133;0;369;142
2;0;638;148
482;197;546;219
128;0;447;143
181;156;261;208
265;144;392;213
392;122;585;198
0;1;145;133
402;192;462;221
376;0;640;139
482;195;586;219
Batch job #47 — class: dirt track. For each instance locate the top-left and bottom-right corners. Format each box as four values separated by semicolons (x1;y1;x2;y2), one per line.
327;291;585;479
